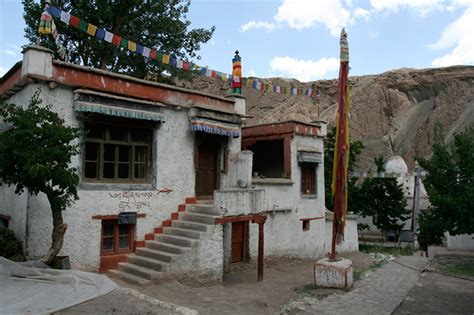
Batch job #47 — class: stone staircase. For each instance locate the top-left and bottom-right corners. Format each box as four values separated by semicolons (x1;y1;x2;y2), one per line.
109;202;219;285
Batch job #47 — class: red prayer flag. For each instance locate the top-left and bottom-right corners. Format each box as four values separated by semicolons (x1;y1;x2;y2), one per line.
112;34;121;46
331;28;350;257
69;15;80;27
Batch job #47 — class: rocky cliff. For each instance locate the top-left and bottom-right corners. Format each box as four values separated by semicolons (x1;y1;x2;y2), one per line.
180;65;474;170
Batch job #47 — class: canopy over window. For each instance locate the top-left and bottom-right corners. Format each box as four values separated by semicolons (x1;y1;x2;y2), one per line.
74;102;165;122
190;117;240;138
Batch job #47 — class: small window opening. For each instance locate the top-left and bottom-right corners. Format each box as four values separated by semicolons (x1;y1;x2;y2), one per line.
248;139;285;178
302;220;310;231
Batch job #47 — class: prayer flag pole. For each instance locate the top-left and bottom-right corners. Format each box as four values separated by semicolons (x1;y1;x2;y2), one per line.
330;28;350;261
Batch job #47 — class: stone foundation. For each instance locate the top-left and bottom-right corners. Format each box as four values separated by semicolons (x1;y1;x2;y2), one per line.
314;258;353;290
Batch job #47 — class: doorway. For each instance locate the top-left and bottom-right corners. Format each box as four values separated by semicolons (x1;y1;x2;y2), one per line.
195;133;221;199
231;221;249;263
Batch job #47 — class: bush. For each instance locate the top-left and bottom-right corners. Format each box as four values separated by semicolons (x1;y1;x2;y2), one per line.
0;227;25;261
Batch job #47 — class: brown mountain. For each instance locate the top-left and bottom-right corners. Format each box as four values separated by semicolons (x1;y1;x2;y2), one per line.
179;65;474;170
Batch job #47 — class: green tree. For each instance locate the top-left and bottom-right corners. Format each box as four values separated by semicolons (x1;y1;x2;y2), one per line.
324;126;364;211
0;91;79;264
418;126;474;247
23;0;215;81
357;156;408;238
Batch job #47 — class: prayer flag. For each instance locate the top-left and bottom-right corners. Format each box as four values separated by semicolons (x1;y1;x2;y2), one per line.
86;24;97;36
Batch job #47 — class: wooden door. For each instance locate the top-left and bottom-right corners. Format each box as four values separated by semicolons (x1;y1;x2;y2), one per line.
231;221;248;263
195;137;219;198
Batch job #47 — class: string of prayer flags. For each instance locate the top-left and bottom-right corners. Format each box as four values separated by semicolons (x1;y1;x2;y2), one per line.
45;5;322;99
38;3;66;60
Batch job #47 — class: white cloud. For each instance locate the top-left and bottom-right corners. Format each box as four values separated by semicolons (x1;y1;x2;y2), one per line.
6;43;22;52
3;50;17;56
353;7;371;20
240;20;280;32
274;0;351;36
0;66;7;77
248;68;257;77
369;0;446;14
430;4;474;66
270;56;340;81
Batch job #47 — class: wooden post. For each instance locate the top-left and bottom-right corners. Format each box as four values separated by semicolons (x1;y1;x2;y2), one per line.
257;221;265;282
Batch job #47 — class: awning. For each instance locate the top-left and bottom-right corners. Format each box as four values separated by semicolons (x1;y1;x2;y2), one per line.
298;151;322;163
190;117;240;138
74;102;165;122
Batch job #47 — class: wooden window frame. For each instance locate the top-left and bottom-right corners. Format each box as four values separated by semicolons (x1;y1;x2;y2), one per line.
301;164;316;196
83;121;152;183
100;220;135;256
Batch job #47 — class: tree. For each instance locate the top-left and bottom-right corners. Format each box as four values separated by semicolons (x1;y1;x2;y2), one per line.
324;126;364;211
357;156;408;238
23;0;215;81
0;91;79;264
418;126;474;247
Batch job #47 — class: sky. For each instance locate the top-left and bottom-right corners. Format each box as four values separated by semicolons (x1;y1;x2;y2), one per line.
1;0;473;82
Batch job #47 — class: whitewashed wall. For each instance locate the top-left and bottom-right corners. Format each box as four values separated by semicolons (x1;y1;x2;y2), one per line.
248;133;327;259
2;81;240;271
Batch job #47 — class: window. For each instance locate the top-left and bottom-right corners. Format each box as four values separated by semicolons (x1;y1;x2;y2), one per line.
302;220;310;231
248;139;285;178
101;220;134;254
83;123;151;182
301;165;316;195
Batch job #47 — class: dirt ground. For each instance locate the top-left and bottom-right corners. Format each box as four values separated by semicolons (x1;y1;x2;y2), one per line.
57;252;371;315
394;253;474;315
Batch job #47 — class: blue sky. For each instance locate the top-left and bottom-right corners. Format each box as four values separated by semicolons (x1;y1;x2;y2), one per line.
1;0;473;81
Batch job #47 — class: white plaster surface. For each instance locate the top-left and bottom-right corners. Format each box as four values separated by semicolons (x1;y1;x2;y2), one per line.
325;212;359;253
314;257;353;289
171;224;224;285
447;233;474;250
0;47;240;273
0;185;28;248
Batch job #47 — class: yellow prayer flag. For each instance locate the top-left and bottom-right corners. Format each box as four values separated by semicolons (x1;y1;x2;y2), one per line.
86;24;97;36
162;54;170;64
128;41;137;52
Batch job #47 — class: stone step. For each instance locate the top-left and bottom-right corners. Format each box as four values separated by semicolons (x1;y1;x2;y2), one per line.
187;204;219;215
108;269;151;285
127;254;169;272
117;262;164;281
136;247;177;263
163;227;202;239
146;240;188;254
155;234;196;247
196;198;214;204
180;212;217;225
172;220;209;232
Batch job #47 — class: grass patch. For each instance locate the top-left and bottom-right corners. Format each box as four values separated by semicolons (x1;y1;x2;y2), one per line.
359;244;414;256
440;262;474;278
353;269;367;281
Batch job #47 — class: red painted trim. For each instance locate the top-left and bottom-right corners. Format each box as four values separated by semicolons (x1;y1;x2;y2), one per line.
52;66;235;111
283;136;292;179
144;233;154;240
178;204;186;212
242;122;320;138
215;214;267;225
162;220;172;227
154;227;163;234
300;216;325;221
135;240;145;248
92;213;146;220
185;197;197;204
171;212;179;220
99;254;128;272
0;66;21;95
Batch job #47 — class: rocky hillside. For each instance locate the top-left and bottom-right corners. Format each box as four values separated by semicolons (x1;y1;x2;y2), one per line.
179;65;474;170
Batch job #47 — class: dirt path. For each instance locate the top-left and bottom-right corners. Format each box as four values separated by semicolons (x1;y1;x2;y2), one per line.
58;252;370;315
394;254;474;315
